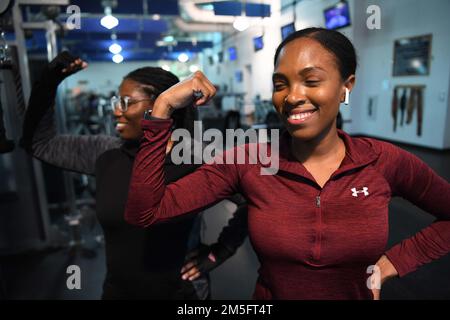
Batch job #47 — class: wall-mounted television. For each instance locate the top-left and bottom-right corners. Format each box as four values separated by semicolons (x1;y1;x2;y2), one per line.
281;22;295;40
228;46;237;61
235;70;243;82
323;1;351;30
253;36;264;52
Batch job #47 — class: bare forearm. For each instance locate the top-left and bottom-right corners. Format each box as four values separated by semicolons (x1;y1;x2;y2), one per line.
151;94;175;119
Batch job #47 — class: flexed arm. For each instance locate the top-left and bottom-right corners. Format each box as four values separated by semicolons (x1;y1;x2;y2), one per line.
124;72;243;227
21;51;121;175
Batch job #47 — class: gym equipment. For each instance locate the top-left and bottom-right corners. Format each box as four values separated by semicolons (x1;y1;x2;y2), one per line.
0;2;15;153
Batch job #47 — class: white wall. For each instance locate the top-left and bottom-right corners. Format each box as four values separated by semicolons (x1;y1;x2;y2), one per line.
202;0;450;150
445;72;450;147
351;0;450;149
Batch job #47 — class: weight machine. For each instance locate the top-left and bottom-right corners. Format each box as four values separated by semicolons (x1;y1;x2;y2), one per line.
0;0;100;258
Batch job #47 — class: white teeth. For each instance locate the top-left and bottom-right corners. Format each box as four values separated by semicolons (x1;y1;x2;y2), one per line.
116;123;127;129
289;112;313;120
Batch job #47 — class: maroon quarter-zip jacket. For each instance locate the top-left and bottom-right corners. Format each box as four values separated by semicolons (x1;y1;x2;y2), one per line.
125;119;450;300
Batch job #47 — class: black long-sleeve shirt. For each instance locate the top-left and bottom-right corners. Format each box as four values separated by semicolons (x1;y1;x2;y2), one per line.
22;72;248;299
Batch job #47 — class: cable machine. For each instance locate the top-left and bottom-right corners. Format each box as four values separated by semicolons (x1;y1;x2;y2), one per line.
0;0;98;256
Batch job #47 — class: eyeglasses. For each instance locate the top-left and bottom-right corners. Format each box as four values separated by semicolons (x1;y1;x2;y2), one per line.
110;95;153;113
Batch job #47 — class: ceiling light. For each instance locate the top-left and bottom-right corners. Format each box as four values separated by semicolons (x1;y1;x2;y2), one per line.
233;16;250;32
101;15;118;29
109;43;122;54
177;53;189;63
100;7;119;30
189;65;199;73
112;53;123;63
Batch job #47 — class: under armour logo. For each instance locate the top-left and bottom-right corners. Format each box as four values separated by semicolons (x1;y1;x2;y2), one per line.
351;187;369;197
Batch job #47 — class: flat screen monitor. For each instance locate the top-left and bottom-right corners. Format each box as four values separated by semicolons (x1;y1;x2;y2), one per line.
253;36;264;52
235;70;243;82
324;1;351;30
228;46;237;61
281;22;295;40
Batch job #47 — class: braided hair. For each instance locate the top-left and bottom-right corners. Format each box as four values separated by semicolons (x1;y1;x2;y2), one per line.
123;67;197;136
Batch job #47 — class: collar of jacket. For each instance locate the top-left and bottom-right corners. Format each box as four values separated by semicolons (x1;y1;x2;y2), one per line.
262;129;379;183
120;139;140;158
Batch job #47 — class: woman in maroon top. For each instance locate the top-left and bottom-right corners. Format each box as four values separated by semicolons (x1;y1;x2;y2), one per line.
124;28;450;299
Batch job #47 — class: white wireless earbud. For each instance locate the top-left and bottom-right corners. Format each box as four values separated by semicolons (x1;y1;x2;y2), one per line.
344;88;350;105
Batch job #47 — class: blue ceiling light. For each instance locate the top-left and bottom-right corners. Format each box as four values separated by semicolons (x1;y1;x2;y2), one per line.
100;7;119;30
109;43;122;54
112;53;123;63
177;53;189;63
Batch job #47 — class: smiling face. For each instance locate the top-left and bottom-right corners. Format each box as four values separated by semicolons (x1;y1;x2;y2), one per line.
113;79;155;140
272;37;354;142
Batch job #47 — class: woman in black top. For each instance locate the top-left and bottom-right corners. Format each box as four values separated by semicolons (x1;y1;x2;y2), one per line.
21;52;248;299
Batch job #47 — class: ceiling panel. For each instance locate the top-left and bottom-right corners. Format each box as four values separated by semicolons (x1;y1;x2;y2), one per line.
213;1;271;17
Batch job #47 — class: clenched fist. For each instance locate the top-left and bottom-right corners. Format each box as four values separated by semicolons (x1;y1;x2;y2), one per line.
151;71;216;119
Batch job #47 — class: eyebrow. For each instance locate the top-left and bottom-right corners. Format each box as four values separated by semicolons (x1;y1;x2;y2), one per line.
299;66;326;75
273;66;326;81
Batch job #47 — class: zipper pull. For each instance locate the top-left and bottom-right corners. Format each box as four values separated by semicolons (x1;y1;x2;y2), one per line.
316;195;321;208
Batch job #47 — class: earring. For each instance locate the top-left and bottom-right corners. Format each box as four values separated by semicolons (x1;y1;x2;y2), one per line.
344;88;350;105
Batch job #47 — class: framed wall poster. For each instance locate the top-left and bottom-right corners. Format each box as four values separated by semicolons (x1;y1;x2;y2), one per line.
393;34;432;76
